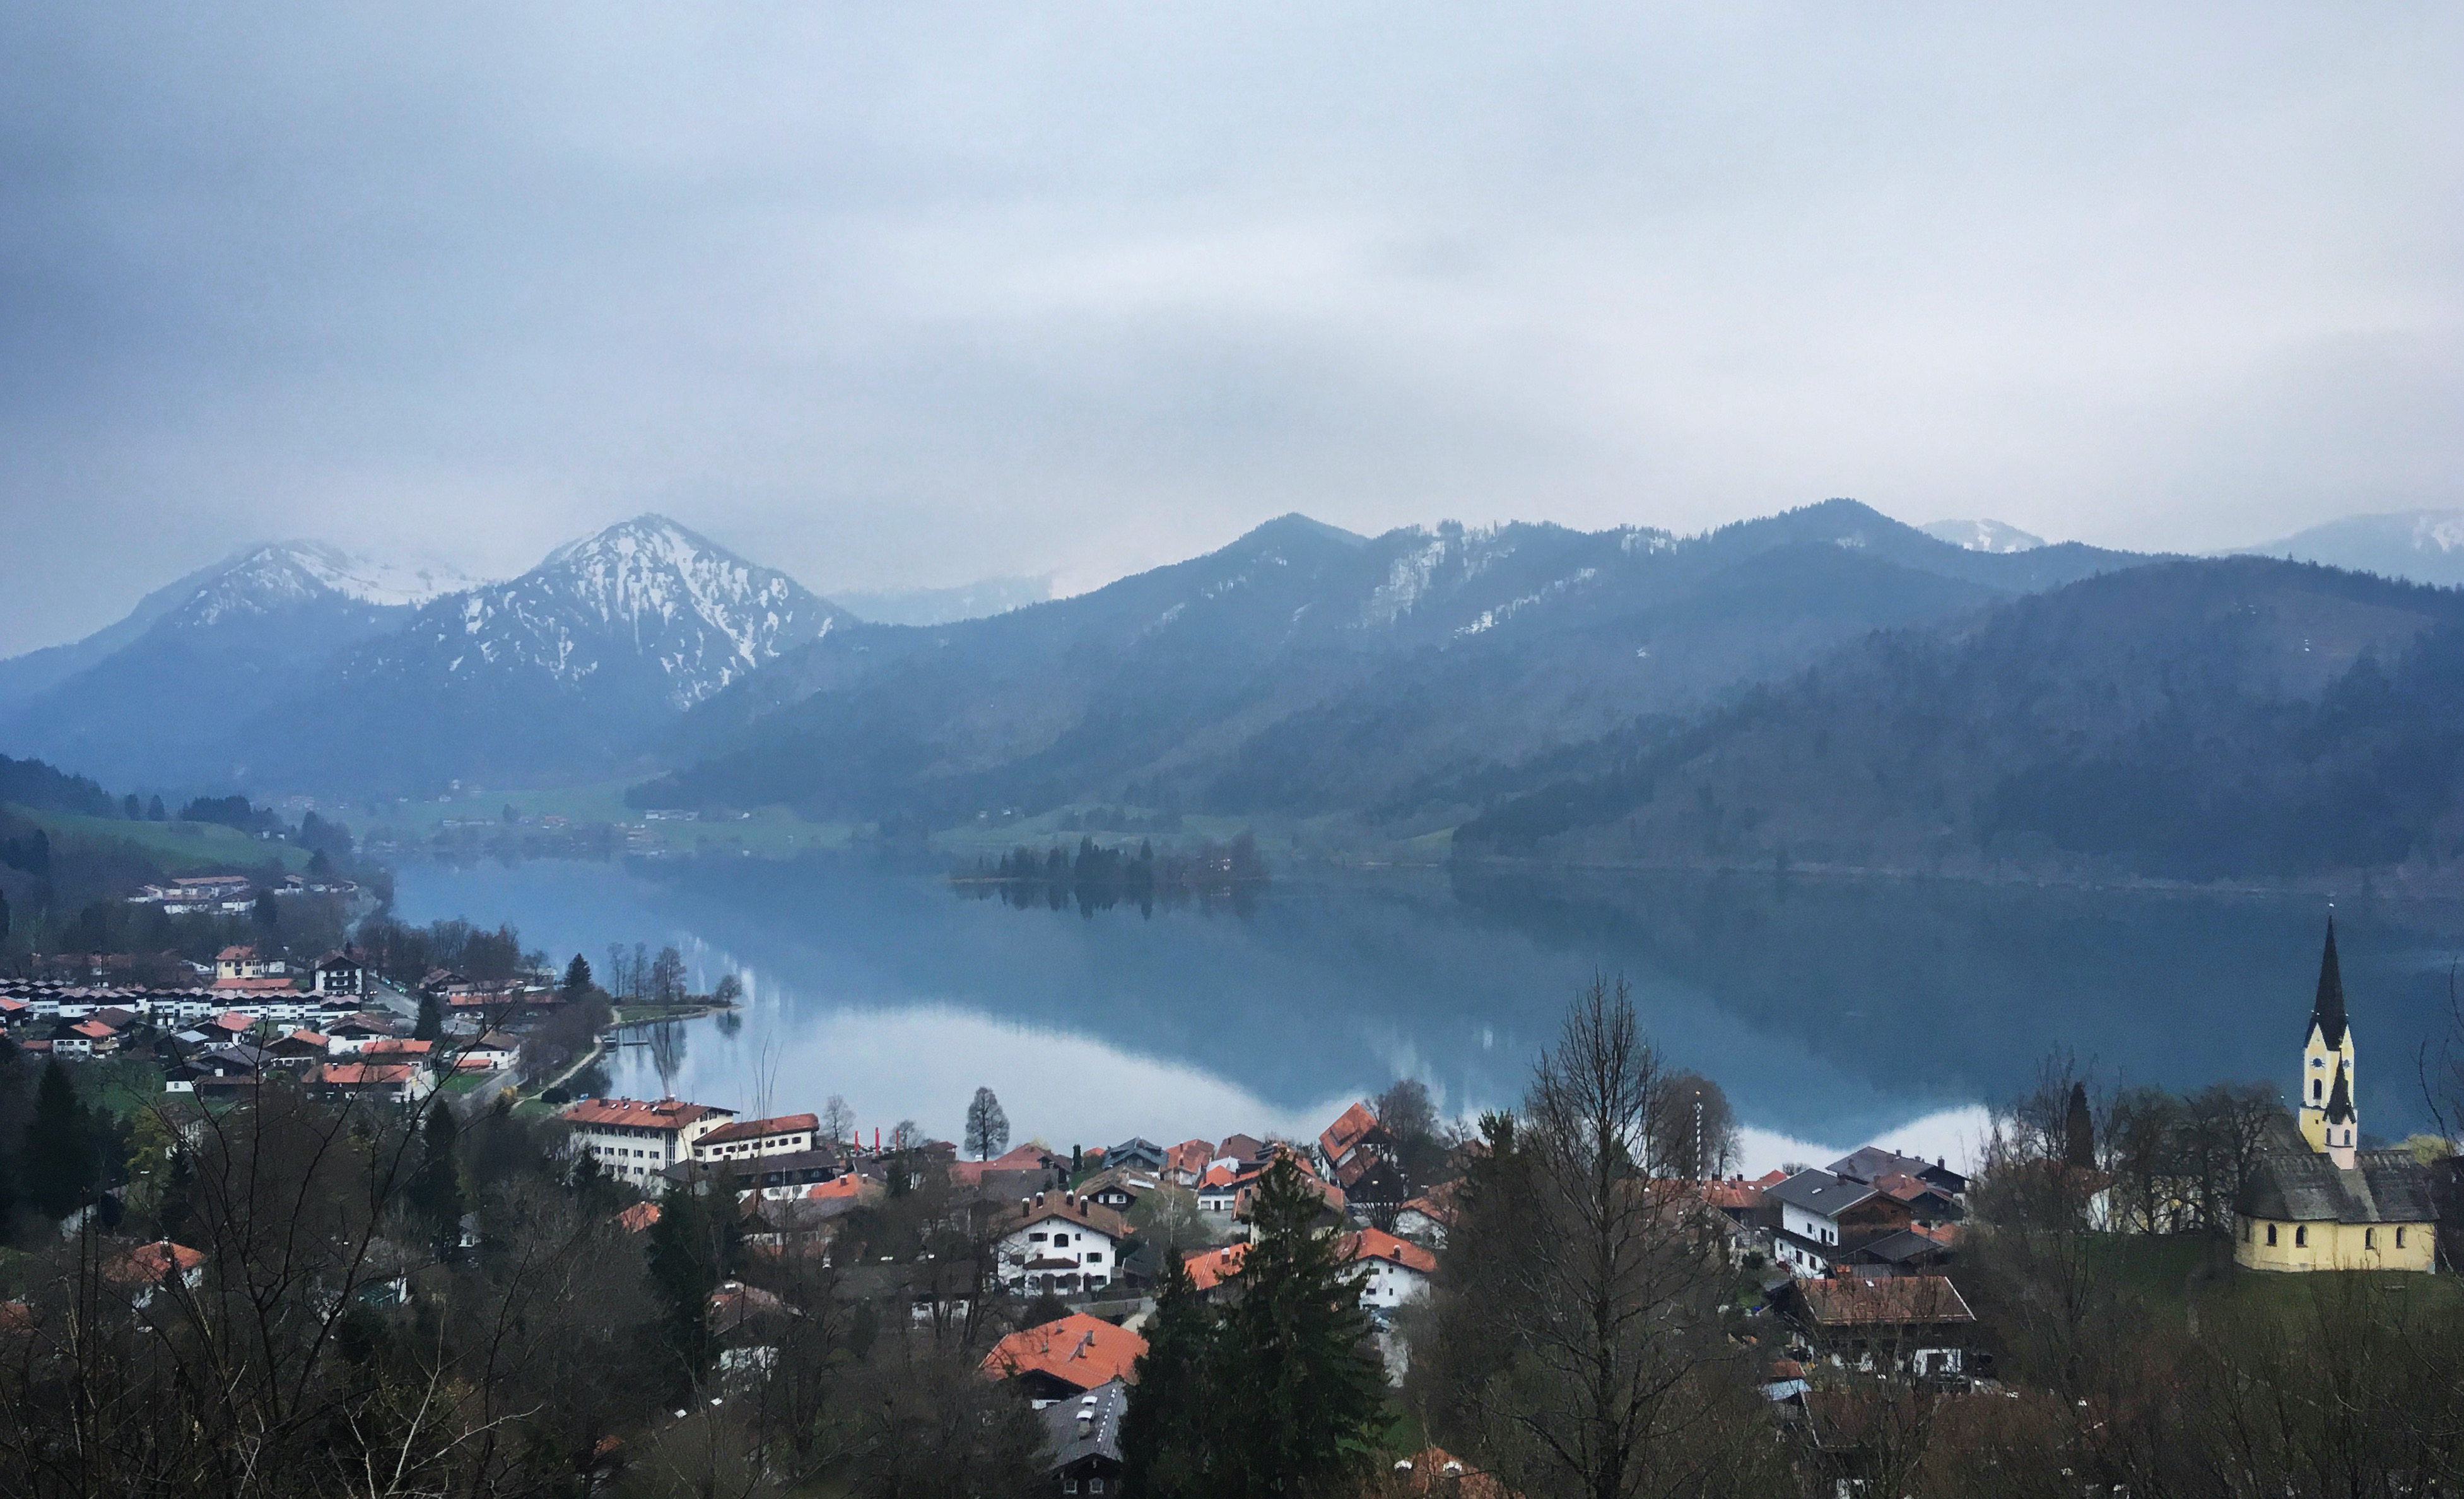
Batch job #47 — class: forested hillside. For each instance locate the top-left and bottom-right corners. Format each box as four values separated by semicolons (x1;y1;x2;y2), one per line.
1457;559;2464;881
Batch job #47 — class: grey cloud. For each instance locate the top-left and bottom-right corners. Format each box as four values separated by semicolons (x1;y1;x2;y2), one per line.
1;1;2458;653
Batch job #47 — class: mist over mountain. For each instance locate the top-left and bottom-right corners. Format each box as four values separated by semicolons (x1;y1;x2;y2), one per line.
1919;519;2045;554
2240;509;2464;588
0;541;477;789
828;575;1052;626
1457;557;2464;882
631;501;2144;827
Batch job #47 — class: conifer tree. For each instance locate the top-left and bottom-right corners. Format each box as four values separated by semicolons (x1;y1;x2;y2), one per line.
2063;1081;2096;1170
25;1057;98;1219
965;1086;1010;1160
1214;1153;1387;1497
407;1103;465;1253
560;953;593;1000
647;1182;725;1391
414;991;443;1041
1119;1254;1218;1498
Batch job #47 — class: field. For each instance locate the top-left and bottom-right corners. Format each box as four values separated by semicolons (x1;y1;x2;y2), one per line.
13;804;312;874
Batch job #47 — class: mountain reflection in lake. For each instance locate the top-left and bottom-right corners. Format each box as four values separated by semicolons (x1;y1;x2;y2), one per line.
390;855;2464;1170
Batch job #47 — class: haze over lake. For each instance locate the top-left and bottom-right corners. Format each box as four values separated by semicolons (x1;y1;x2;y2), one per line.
393;855;2464;1172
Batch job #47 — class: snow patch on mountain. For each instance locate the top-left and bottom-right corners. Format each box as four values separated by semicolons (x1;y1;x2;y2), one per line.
169;541;482;629
1920;519;2045;554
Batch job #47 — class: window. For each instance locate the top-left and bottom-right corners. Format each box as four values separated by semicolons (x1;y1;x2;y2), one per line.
1090;1481;1105;1494
2266;1224;2277;1246
2294;1225;2307;1247
1063;1482;1078;1495
2397;1228;2407;1248
1086;1252;1103;1264
2311;1079;2321;1101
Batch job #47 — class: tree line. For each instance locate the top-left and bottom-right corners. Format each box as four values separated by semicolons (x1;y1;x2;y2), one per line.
958;833;1269;917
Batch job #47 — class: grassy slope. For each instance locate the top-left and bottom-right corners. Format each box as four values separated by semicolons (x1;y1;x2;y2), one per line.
6;803;310;873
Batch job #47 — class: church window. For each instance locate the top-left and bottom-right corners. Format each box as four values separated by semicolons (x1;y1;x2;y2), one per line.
2311;1079;2321;1101
2294;1226;2307;1248
2265;1224;2277;1246
2397;1228;2406;1248
2365;1228;2374;1249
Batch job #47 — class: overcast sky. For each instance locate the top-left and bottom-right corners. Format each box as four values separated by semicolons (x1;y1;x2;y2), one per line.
2;2;2458;655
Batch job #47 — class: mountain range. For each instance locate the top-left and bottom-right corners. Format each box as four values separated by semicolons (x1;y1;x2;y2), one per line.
12;500;2464;884
2241;509;2464;589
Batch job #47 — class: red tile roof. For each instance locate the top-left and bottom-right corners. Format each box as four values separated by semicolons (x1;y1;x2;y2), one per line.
105;1240;205;1287
1183;1243;1248;1291
1340;1226;1438;1276
617;1201;662;1233
1799;1274;1975;1327
319;1062;416;1086
698;1113;819;1148
1319;1101;1380;1161
361;1038;435;1056
1163;1138;1217;1175
980;1314;1146;1391
560;1097;732;1132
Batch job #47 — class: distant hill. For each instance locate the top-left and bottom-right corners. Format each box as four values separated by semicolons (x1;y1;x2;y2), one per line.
0;541;476;790
2239;509;2464;588
633;501;2146;826
1457;558;2464;882
830;575;1052;626
1920;519;2045;554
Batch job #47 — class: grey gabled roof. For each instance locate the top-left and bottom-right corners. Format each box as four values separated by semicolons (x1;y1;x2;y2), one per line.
2239;1148;2436;1225
1767;1170;1879;1219
1040;1377;1126;1471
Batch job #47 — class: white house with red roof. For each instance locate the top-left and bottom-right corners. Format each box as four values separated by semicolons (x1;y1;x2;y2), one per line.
992;1190;1131;1296
561;1097;737;1184
691;1113;819;1164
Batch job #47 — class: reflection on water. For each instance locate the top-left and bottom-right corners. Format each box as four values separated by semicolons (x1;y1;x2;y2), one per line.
390;855;2464;1169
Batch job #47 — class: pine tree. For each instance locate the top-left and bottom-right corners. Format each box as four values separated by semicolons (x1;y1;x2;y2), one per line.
407;1104;465;1254
1214;1153;1387;1497
2063;1081;2096;1170
252;888;279;933
414;991;443;1041
646;1184;724;1392
560;953;593;1000
25;1057;98;1219
1119;1254;1219;1498
147;794;166;821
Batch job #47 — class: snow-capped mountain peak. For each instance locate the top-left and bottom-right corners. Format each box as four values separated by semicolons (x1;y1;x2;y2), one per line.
168;541;481;628
413;514;843;710
1920;519;2045;554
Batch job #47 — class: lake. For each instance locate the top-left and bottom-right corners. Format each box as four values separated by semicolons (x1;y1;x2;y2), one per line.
391;854;2464;1173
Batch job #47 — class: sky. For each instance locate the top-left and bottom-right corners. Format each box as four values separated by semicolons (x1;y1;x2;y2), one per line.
3;2;2459;657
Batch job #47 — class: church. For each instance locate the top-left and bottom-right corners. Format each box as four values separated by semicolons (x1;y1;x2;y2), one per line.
2234;920;2438;1273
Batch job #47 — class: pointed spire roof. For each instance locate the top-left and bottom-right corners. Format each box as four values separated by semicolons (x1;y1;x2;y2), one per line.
2323;1060;2355;1126
2309;917;2349;1049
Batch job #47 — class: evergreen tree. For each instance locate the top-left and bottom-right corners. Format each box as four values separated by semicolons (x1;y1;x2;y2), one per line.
407;1103;466;1254
123;793;141;820
414;991;443;1041
646;1183;724;1391
25;1057;98;1219
252;887;280;933
1213;1153;1387;1497
2063;1081;2096;1170
965;1085;1011;1160
147;794;165;821
1119;1254;1219;1498
560;953;593;1001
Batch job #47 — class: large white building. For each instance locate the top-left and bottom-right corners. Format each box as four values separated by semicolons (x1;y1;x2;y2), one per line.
561;1097;737;1184
992;1192;1130;1296
690;1113;820;1165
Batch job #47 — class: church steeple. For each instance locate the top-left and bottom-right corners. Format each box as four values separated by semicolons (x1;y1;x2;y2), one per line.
2310;917;2348;1049
2297;917;2359;1154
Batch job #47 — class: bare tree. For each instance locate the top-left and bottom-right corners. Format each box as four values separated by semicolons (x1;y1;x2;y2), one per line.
821;1095;856;1150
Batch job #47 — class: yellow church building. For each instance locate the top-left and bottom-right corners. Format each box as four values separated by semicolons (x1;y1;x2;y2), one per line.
2235;920;2437;1273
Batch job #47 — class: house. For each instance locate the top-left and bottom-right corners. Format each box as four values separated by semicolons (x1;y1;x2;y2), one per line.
949;1142;1068;1197
1867;1172;1964;1228
166;1043;273;1097
317;1061;432;1107
324;1014;401;1053
1040;1378;1127;1496
691;1113;821;1165
1791;1274;1978;1377
456;1030;520;1072
104;1239;207;1308
1216;1132;1267;1165
202;1011;260;1043
310;947;369;998
264;1030;334;1072
1829;1146;1969;1199
49;1019;119;1058
980;1313;1146;1404
1182;1243;1248;1294
1767;1170;1913;1278
1318;1102;1395;1175
1101;1137;1168;1173
1393;1184;1459;1247
1847;1228;1957;1276
1195;1164;1241;1217
1161;1139;1217;1184
1077;1167;1161;1215
561;1097;738;1185
213;946;287;984
1332;1153;1411;1218
993;1191;1132;1296
1339;1227;1438;1312
2237;920;2438;1273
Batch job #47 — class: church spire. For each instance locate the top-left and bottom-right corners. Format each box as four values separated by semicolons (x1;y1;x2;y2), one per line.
2310;917;2348;1049
2323;1059;2354;1126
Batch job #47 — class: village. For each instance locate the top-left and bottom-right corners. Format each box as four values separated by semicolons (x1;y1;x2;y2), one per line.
1;914;2457;1494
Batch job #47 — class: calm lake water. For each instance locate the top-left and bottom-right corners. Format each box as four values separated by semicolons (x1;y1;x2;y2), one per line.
392;855;2464;1173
